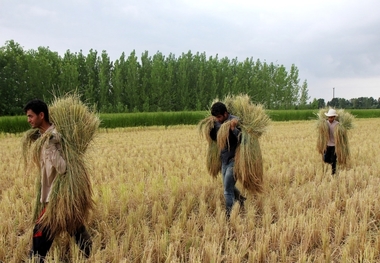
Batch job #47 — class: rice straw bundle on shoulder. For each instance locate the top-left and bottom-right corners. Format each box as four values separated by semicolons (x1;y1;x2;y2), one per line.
198;94;270;194
316;107;354;167
22;128;41;167
23;93;100;236
334;109;354;166
316;107;330;155
225;94;270;193
198;116;221;177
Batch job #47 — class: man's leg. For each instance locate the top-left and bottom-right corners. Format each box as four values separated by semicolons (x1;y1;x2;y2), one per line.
30;224;54;262
222;162;236;218
30;207;54;262
325;146;337;174
74;225;92;258
234;188;246;208
331;147;337;175
324;147;333;164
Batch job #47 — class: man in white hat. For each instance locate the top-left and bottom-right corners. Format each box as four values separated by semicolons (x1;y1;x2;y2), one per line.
324;108;339;174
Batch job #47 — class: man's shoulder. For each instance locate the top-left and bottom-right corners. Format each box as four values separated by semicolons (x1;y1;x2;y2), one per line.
213;121;221;128
47;125;62;143
229;114;240;120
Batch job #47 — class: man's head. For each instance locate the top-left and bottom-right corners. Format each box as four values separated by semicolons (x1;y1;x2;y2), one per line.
211;102;228;123
327;116;335;123
24;99;50;129
324;108;338;123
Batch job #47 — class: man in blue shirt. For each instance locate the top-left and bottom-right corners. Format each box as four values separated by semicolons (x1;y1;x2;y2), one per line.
209;102;246;218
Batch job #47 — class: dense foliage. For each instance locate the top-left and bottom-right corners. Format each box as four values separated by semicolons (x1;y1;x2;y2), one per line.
0;40;309;116
327;97;380;109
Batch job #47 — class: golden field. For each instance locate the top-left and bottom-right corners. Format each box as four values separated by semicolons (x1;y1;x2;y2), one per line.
1;119;380;263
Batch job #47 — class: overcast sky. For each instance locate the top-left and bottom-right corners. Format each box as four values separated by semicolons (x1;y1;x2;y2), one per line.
1;0;380;102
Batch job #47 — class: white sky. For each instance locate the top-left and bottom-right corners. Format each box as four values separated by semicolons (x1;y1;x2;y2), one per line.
1;0;380;102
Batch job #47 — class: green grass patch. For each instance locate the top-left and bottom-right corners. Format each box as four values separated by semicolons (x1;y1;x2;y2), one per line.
267;109;380;121
0;116;30;133
100;111;207;128
267;110;318;121
347;109;380;118
1;109;380;134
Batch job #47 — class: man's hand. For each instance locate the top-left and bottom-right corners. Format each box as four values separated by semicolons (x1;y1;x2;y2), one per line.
230;118;238;130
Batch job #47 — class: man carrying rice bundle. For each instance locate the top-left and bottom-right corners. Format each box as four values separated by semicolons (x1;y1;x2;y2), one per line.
209;101;246;218
23;97;98;262
317;107;354;175
198;94;269;219
323;109;339;175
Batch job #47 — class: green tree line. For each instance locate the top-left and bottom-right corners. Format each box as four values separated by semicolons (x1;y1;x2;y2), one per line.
307;97;380;109
327;97;380;109
0;40;310;116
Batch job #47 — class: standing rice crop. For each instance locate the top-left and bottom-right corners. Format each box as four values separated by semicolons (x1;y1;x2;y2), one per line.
198;94;270;194
22;93;100;236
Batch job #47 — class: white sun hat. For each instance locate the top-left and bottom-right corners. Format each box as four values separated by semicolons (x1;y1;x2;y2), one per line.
325;108;338;117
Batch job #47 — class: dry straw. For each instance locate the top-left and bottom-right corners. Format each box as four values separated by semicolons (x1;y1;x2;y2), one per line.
22;93;100;237
198;94;270;193
316;107;354;167
316;108;329;155
198;116;221;177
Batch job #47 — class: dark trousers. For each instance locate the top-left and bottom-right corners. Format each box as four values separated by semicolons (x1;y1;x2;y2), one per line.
30;208;92;262
324;146;337;175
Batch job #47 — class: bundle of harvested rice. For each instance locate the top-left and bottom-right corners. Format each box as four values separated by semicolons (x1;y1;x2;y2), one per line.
316;108;329;155
334;109;354;166
22;128;40;167
198;94;270;193
316;107;354;167
22;93;100;236
198;116;221;177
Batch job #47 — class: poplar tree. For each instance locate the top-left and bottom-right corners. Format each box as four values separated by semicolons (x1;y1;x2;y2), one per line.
150;52;165;111
85;49;99;106
299;80;309;109
59;50;79;94
177;51;192;110
140;51;152;112
112;52;127;112
0;40;28;115
99;50;112;112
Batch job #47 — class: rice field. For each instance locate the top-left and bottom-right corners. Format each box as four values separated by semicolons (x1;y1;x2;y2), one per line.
1;118;380;262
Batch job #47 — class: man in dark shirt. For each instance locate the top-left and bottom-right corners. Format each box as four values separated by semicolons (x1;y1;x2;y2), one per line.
210;102;246;218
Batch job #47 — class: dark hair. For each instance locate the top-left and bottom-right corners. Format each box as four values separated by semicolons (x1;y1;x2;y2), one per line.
24;99;50;123
211;102;228;116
